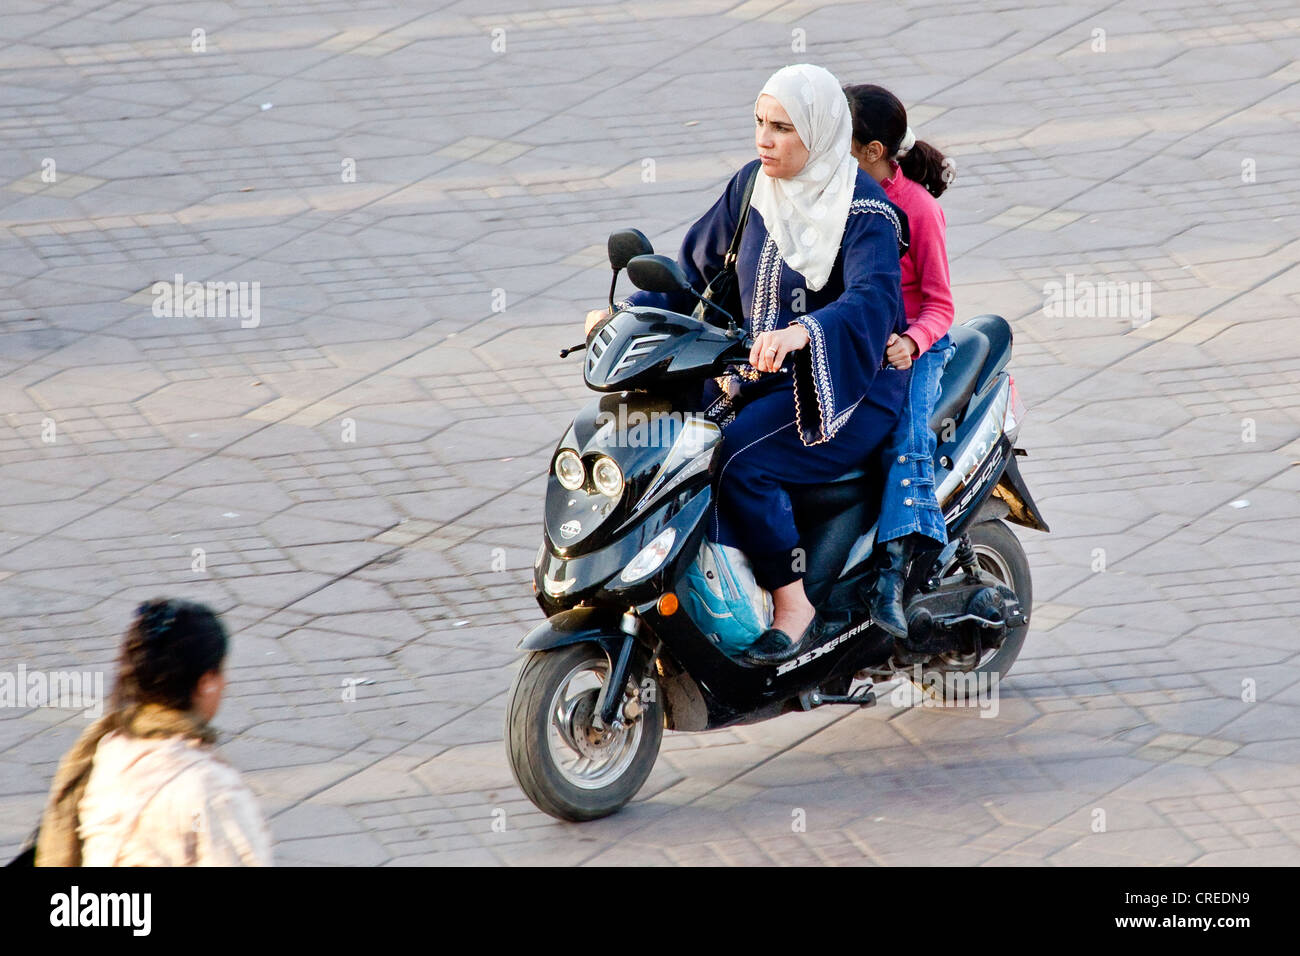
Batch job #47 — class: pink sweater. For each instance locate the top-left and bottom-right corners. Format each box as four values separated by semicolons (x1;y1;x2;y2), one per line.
880;161;954;356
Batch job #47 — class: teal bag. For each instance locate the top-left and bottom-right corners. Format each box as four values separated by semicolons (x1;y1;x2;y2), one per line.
680;541;773;655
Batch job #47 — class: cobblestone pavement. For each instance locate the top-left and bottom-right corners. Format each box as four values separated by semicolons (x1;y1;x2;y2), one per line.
2;0;1299;866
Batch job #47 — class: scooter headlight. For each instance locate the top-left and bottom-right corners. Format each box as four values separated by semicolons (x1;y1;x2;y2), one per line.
555;449;584;491
619;527;676;584
592;456;624;498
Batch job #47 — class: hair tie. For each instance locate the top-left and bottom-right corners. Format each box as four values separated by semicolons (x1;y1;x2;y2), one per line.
137;599;179;643
894;126;915;159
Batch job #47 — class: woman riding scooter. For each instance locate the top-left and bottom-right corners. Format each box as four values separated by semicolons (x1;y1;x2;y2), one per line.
585;63;911;664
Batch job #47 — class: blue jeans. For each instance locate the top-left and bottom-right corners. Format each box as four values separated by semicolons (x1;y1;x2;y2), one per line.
877;334;956;546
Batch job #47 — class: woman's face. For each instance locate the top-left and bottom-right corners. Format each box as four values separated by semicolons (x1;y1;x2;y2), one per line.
755;94;809;179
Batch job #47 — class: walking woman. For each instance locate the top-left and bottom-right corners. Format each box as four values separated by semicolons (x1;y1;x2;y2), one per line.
35;599;271;866
843;84;958;638
588;64;911;664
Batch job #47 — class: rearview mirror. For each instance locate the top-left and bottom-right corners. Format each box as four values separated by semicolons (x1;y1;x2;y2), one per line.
626;254;692;294
607;229;654;272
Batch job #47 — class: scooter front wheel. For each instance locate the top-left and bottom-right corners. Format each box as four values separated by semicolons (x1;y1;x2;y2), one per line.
505;642;663;821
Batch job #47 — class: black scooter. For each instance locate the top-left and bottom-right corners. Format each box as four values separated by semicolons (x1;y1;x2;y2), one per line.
505;229;1050;821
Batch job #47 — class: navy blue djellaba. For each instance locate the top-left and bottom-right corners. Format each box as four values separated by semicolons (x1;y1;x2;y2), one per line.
620;158;912;592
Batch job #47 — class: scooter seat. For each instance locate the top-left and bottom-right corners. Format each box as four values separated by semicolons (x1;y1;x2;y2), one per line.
789;472;881;606
929;323;988;434
819;466;868;483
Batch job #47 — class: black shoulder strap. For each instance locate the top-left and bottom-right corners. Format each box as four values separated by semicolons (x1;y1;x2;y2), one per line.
724;166;759;269
697;167;760;320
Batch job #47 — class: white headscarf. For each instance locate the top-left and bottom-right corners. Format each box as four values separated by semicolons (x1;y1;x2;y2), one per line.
750;64;856;292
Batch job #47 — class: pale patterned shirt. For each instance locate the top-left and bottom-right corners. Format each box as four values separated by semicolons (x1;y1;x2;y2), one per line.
78;731;271;867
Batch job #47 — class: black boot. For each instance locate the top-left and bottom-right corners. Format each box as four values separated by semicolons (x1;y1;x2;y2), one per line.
868;536;914;640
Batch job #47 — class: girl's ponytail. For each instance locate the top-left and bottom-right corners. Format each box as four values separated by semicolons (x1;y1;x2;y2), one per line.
899;139;950;199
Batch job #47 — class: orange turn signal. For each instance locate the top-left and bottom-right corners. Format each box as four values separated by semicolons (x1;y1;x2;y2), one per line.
657;592;678;616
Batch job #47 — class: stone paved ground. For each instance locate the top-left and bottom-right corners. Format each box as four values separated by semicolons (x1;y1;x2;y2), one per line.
2;0;1299;865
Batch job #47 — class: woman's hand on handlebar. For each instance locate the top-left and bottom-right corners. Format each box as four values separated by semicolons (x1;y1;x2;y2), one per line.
584;308;611;336
749;323;810;373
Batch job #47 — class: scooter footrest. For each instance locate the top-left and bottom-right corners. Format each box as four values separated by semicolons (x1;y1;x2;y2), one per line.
809;688;876;707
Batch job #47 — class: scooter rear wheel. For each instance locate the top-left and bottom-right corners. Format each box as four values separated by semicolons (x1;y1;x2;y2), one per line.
909;518;1033;699
505;642;663;821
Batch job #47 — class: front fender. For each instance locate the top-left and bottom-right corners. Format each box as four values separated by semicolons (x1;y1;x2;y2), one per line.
517;606;628;654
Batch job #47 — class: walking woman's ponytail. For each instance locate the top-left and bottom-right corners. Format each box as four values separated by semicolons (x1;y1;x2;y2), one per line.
844;84;951;199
